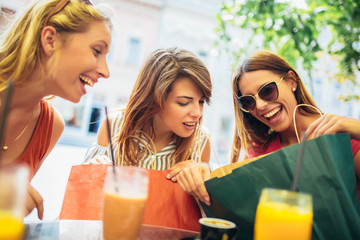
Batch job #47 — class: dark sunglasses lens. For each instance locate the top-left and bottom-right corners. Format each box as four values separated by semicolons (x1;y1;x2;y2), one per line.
259;82;278;101
239;96;255;112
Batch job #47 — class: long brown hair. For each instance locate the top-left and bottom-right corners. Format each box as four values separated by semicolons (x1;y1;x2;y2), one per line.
116;48;212;166
231;50;319;163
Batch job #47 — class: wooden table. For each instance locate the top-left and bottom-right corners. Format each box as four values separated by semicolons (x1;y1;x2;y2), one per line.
25;220;199;240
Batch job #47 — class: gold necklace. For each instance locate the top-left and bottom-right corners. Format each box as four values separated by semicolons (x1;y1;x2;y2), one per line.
0;100;36;151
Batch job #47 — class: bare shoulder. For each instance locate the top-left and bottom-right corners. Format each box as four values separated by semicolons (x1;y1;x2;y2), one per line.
97;117;112;146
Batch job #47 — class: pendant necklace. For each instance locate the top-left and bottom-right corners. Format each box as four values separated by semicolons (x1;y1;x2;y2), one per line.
1;100;36;151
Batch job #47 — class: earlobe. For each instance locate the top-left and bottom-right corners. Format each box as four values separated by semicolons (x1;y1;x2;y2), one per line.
41;26;57;56
287;70;298;91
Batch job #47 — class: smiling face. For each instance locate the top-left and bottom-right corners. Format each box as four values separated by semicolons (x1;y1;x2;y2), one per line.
155;77;205;138
50;20;111;103
238;70;297;133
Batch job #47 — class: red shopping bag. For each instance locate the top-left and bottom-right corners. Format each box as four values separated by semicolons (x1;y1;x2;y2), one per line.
59;164;202;232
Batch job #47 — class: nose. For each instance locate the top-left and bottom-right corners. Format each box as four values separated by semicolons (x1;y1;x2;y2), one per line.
190;103;203;118
254;96;268;110
97;57;110;79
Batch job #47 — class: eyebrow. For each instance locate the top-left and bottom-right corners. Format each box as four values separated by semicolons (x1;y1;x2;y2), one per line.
176;95;206;100
176;96;193;100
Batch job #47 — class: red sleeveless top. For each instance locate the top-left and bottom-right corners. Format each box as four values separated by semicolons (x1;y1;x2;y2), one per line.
14;100;54;179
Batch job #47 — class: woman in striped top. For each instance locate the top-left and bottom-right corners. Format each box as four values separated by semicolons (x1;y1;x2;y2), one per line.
84;48;212;180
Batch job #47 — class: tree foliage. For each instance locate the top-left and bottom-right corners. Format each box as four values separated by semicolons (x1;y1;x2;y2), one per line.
215;0;360;100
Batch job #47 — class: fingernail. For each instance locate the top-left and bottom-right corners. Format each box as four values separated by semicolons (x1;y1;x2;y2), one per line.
166;174;170;179
205;197;210;206
172;177;176;182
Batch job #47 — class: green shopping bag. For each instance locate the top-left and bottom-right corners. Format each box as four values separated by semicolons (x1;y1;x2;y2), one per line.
201;133;360;240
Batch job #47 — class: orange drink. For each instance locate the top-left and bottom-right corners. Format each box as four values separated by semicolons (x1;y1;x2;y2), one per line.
0;165;28;240
254;188;313;240
0;210;24;240
103;193;146;239
103;167;149;240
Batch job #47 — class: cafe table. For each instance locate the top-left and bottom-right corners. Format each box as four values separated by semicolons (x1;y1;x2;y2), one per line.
24;220;199;240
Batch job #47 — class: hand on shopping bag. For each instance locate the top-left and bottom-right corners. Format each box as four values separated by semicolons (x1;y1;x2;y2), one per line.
25;183;43;220
83;155;113;165
176;163;211;206
306;113;360;141
166;160;194;182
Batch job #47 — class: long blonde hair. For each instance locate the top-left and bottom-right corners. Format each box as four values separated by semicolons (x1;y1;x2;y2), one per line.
0;0;112;91
116;48;212;166
231;50;320;163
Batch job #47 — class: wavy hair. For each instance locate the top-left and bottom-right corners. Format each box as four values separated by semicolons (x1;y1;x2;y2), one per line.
231;50;320;163
0;0;112;91
116;48;212;166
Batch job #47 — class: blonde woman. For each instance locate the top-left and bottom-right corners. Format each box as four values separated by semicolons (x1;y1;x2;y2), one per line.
84;48;212;178
0;0;112;219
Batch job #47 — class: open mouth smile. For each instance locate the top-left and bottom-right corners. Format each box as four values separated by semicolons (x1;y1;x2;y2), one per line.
80;75;94;87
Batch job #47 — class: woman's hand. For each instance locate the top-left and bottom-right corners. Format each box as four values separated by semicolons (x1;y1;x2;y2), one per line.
25;184;43;220
306;113;360;141
176;163;211;206
83;155;113;165
166;160;194;182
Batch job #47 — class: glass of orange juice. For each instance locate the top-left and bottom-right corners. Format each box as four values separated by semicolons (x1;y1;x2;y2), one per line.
102;166;149;240
0;164;29;240
254;188;313;240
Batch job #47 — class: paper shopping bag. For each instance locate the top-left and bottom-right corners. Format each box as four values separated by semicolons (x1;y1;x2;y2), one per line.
59;165;202;232
201;133;360;240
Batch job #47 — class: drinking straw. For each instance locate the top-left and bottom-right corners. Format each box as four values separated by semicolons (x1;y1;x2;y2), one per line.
291;131;307;192
0;80;13;164
104;106;116;167
104;107;119;194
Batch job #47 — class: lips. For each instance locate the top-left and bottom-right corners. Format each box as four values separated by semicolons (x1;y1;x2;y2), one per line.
263;106;281;119
79;75;95;87
183;122;197;131
183;122;196;127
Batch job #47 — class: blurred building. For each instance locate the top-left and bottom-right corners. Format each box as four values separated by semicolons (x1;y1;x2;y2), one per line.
1;0;358;166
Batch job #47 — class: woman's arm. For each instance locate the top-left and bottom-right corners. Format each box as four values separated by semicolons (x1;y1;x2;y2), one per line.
306;113;360;141
170;139;212;206
97;117;112;146
27;108;64;219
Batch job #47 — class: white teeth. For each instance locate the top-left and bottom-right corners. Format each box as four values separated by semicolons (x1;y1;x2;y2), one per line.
79;75;94;87
184;123;196;126
264;107;281;118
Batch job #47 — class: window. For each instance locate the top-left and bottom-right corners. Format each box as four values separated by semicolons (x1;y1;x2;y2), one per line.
126;37;141;65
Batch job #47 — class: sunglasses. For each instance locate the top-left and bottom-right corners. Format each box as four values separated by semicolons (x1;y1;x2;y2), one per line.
43;0;92;29
237;76;284;112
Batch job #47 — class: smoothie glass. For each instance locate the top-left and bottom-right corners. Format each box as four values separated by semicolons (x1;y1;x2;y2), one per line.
0;165;29;240
103;166;149;240
254;188;313;240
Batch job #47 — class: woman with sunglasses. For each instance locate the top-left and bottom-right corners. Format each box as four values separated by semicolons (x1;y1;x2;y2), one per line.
176;50;360;206
0;0;112;219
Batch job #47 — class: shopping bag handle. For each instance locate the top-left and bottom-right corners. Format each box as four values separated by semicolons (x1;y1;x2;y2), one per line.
293;104;323;143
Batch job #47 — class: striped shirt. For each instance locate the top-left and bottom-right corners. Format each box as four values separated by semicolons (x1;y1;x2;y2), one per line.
83;111;210;170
